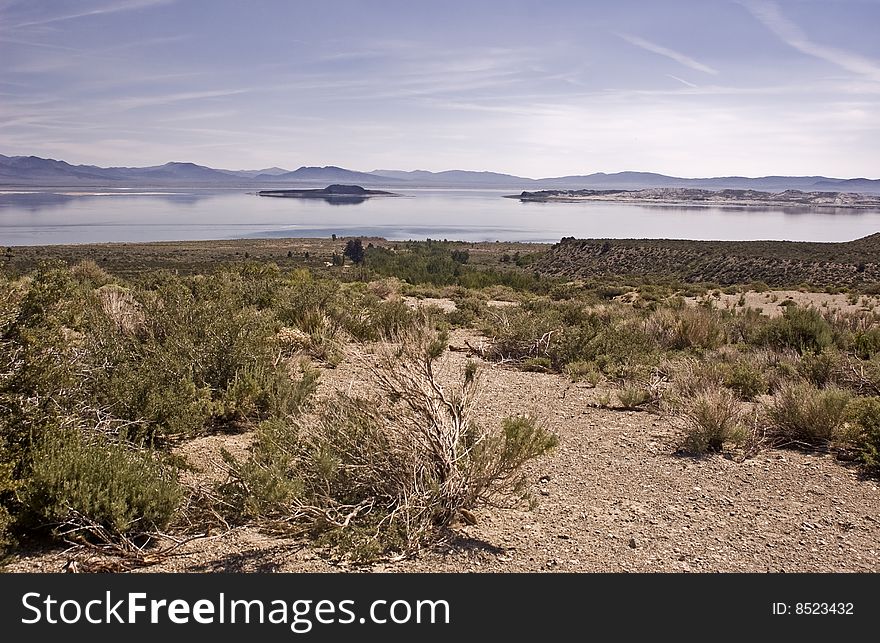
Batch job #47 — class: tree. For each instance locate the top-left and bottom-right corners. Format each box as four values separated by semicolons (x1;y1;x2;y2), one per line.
344;238;365;264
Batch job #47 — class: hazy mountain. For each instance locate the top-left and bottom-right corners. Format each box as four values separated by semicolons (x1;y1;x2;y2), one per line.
811;178;880;191
370;168;880;193
267;165;400;184
112;162;233;181
0;155;120;182
0;156;242;185
371;168;537;187
219;166;291;178
1;154;878;193
532;172;845;191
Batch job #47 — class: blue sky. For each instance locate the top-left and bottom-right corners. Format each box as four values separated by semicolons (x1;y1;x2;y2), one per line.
1;0;878;177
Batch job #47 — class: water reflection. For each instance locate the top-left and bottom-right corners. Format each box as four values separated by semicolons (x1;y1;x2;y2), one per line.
0;190;216;211
320;196;368;205
1;189;879;246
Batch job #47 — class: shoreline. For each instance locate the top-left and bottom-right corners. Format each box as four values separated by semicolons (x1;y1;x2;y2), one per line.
506;195;880;210
506;188;880;210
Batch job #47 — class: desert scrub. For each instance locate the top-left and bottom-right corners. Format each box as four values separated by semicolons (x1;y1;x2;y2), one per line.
846;397;880;473
22;428;183;541
616;383;653;409
563;360;602;385
677;386;748;454
446;295;487;327
853;327;880;360
646;305;726;350
224;324;557;560
759;305;833;354
340;293;418;342
218;359;318;424
669;358;725;399
521;357;552;372
765;382;853;446
722;358;769;401
796;350;842;388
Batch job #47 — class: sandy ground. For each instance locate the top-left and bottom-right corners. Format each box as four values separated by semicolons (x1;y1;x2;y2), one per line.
688;290;880;318
7;328;879;574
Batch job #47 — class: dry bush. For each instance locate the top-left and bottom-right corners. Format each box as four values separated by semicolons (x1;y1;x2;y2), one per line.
290;309;343;365
564;360;602;385
96;284;145;336
224;322;557;560
366;277;402;300
69;259;113;286
847;396;880;473
839;354;880;397
765;381;853;446
616;384;652;409
677;386;748;454
646;305;726;350
669;358;725;399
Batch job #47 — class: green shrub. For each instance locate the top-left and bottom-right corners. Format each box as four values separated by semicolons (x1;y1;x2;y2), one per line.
282;309;342;364
617;384;651;409
854;328;880;360
797;350;841;388
341;295;417;342
447;296;487;327
723;360;769;401
563;360;602;385
766;382;852;445
219;360;318;423
760;306;833;354
847;397;880;473
678;386;748;454
220;419;305;518
522;357;552;372
23;429;183;539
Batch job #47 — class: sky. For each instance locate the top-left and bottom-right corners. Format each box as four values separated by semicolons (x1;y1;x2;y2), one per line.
1;0;879;178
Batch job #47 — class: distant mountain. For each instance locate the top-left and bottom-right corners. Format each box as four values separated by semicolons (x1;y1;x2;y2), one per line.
220;166;291;178
371;168;537;187
1;153;878;193
0;155;246;185
532;172;848;192
0;155;119;182
811;178;880;191
370;168;880;193
268;165;400;184
113;162;233;181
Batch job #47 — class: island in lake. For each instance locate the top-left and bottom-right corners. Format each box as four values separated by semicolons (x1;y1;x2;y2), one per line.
258;184;400;204
506;187;880;209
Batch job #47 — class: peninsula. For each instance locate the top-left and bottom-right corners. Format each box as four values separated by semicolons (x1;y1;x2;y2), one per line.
507;188;880;209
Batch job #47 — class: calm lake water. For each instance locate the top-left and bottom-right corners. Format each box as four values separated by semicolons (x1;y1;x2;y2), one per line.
2;188;880;245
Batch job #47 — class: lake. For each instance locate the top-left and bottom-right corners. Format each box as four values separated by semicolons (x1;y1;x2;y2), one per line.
2;188;880;246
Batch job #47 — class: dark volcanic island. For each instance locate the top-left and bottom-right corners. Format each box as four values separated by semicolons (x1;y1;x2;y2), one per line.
257;184;400;203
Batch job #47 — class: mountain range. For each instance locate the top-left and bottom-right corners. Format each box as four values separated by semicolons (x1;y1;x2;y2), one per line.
1;153;879;193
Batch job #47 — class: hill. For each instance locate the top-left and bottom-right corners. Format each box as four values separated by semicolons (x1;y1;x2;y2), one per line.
534;233;880;289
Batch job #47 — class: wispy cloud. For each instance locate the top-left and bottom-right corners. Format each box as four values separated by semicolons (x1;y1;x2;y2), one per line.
9;0;175;29
616;32;719;75
666;74;698;88
743;0;880;81
114;89;249;110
